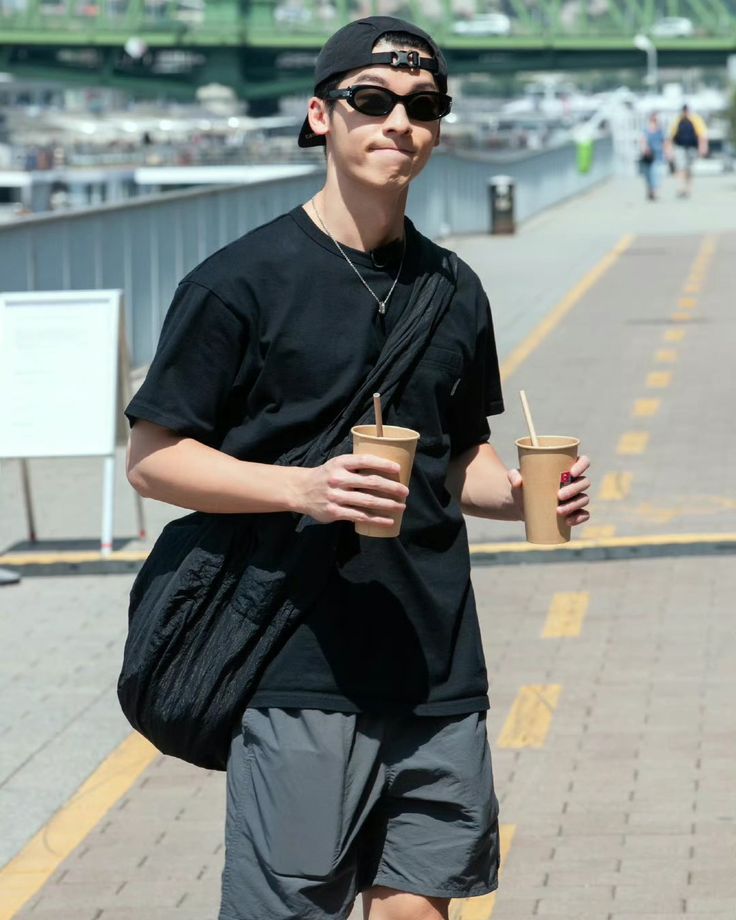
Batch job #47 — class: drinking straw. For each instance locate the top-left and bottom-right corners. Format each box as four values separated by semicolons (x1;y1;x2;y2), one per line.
519;389;539;447
373;393;384;438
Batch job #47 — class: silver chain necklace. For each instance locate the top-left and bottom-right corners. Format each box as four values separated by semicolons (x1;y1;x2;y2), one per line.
311;198;405;315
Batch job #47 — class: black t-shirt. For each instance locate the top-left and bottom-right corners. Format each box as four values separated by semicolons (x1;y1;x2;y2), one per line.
125;205;504;716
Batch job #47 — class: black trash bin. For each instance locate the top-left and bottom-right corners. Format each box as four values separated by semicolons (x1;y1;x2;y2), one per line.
489;174;515;235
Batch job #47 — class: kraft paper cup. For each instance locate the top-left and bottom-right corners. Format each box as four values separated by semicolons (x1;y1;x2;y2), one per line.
351;424;420;538
516;435;580;545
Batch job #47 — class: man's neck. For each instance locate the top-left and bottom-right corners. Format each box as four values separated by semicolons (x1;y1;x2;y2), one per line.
310;178;407;253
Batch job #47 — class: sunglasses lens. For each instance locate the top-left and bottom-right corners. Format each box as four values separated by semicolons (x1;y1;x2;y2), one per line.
406;93;446;121
352;87;393;116
348;87;450;121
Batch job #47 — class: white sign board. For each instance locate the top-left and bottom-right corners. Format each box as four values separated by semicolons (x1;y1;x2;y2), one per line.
0;290;122;459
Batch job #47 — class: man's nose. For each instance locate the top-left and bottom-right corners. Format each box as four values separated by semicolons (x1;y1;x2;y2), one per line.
384;102;411;132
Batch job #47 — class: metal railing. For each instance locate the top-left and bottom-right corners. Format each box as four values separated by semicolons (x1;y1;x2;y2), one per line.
0;136;614;367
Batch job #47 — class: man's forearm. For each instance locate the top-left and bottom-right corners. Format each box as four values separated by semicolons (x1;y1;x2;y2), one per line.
446;443;523;521
128;435;306;515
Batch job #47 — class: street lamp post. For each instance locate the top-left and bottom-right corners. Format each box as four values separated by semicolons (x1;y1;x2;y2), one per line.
634;34;658;93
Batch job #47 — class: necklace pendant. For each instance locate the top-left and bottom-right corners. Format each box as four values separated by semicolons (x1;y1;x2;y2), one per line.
378;302;386;315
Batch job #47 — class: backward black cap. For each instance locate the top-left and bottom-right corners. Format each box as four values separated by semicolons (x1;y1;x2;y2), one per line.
298;16;448;148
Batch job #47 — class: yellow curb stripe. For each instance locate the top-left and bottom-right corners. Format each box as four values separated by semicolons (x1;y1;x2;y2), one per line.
16;525;730;568
633;398;660;418
655;349;677;364
598;471;633;501
582;524;617;539
500;234;634;382
647;371;672;388
663;329;686;343
0;733;159;920
542;592;590;638
617;432;650;455
0;550;149;566
451;825;516;920
469;533;736;555
498;685;562;748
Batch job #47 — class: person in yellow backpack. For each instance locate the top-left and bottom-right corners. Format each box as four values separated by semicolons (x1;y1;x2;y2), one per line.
666;104;708;198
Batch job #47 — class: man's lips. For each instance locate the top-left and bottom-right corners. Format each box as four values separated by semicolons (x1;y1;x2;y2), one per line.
370;145;414;155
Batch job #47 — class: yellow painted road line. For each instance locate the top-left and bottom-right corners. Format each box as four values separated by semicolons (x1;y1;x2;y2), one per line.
617;432;650;455
678;297;698;310
672;312;694;322
664;329;686;343
451;825;516;920
633;398;660;418
684;282;701;294
0;733;159;920
542;592;590;638
582;524;617;539
498;685;562;749
685;237;717;291
647;371;672;388
655;349;677;364
0;550;149;566
598;471;633;501
469;533;736;555
500;234;634;382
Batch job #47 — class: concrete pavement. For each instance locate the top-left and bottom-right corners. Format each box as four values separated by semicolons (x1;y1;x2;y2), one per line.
1;172;735;920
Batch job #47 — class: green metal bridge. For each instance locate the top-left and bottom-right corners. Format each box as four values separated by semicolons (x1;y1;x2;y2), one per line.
1;0;735;111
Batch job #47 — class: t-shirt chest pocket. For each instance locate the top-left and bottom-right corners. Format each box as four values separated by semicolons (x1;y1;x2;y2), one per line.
394;344;465;434
419;344;464;385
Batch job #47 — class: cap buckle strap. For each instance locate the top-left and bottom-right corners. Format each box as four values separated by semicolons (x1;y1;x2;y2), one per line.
390;49;420;69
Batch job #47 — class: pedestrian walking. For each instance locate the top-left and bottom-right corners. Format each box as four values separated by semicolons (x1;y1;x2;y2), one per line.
124;17;591;920
639;112;666;201
667;103;709;198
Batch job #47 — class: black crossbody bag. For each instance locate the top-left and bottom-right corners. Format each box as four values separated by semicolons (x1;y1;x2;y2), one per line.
117;242;458;770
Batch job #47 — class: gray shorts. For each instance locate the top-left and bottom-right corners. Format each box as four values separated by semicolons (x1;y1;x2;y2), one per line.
674;145;698;174
219;708;500;920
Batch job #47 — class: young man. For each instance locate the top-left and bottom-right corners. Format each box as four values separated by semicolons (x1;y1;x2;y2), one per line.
125;16;590;920
667;103;708;198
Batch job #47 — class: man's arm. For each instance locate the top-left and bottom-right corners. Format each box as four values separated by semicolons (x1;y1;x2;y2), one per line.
446;442;591;526
126;419;408;526
693;114;709;156
445;443;523;521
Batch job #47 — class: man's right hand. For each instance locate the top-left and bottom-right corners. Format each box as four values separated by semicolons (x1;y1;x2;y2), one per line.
295;455;409;528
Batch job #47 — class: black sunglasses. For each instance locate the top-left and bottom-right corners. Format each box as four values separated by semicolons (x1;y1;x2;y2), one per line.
324;84;452;122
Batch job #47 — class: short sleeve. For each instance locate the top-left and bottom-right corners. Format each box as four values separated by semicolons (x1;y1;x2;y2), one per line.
125;280;249;445
448;284;504;457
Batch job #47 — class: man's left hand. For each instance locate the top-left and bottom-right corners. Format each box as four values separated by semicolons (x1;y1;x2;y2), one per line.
557;455;591;527
507;454;591;527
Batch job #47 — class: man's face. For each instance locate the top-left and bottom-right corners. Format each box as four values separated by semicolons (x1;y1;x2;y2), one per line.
310;44;442;191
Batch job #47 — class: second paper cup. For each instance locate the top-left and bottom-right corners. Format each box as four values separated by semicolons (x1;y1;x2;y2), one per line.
351;424;420;538
516;435;580;545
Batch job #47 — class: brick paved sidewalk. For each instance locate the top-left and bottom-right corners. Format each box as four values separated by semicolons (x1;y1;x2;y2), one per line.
9;552;736;920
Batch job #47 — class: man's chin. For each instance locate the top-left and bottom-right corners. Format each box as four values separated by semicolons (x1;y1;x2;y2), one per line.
357;158;414;187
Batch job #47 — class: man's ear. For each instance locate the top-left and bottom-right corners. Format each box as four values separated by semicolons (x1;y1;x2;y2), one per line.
307;97;331;143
